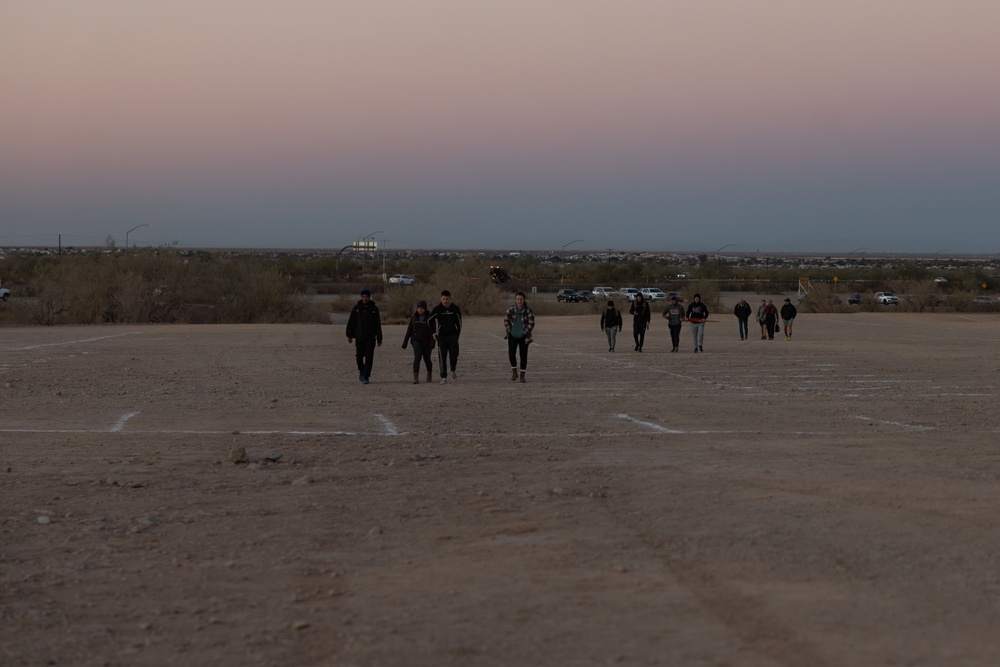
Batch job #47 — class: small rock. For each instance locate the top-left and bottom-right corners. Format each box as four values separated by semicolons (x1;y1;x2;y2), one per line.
368;525;383;536
37;515;52;525
229;446;247;464
292;620;310;630
291;475;312;487
263;450;282;462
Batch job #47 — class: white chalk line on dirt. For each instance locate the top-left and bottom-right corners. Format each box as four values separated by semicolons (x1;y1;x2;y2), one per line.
110;412;140;432
853;415;933;431
617;413;686;434
8;332;141;351
374;413;400;435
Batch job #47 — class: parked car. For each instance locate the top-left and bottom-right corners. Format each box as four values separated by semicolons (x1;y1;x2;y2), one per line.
618;287;640;301
0;286;9;302
972;295;995;304
875;291;899;305
574;289;595;302
848;293;861;305
934;277;948;284
592;287;616;299
639;287;668;301
556;289;580;303
388;274;415;285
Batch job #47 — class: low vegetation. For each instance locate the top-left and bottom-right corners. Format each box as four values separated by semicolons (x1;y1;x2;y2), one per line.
1;248;998;326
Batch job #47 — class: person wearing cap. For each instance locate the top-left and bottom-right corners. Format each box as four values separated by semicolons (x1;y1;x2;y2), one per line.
402;299;435;383
780;297;798;341
600;300;623;352
346;289;383;384
733;297;752;341
685;293;709;352
428;290;463;383
503;291;535;382
662;296;685;352
629;292;651;352
762;299;780;340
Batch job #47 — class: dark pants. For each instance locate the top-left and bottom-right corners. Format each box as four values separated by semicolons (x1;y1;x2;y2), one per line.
765;320;777;339
633;326;646;350
669;324;681;348
411;341;432;372
737;317;750;338
437;334;459;377
355;338;376;378
507;335;528;371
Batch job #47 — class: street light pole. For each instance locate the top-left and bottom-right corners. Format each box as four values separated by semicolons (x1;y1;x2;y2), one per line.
562;240;584;252
360;230;385;274
125;224;151;250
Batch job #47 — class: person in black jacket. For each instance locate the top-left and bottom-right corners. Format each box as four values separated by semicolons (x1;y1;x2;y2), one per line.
629;293;651;352
428;290;463;384
780;297;798;340
600;300;623;351
346;289;383;384
402;300;435;383
733;297;752;341
686;293;710;352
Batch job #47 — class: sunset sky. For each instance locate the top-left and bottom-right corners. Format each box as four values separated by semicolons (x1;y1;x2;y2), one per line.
3;1;999;253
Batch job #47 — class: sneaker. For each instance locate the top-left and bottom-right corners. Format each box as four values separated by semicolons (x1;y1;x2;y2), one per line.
694;348;699;353
699;346;703;352
450;371;457;382
440;377;448;384
761;335;766;340
359;374;365;382
361;376;369;384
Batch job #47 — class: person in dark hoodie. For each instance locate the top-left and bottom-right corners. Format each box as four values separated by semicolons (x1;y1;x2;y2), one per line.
686;293;709;352
346;289;382;384
629;293;651;352
733;297;752;341
402;299;435;384
600;300;623;351
428;290;463;384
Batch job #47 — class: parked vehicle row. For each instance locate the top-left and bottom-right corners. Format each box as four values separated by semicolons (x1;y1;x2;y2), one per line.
558;287;685;303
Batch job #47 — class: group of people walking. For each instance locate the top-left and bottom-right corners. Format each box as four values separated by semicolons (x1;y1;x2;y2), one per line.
602;293;711;354
348;288;796;384
348;288;536;385
735;297;796;341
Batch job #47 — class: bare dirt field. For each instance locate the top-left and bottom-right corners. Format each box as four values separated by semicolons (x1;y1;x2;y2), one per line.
3;311;1000;666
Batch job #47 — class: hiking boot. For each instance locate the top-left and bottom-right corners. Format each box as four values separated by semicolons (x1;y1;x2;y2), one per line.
511;367;519;381
413;371;420;384
426;369;433;383
519;371;526;383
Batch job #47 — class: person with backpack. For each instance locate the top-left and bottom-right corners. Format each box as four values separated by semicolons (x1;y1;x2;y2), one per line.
763;299;780;340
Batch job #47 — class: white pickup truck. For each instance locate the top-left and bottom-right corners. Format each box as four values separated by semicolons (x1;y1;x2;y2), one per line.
0;279;9;302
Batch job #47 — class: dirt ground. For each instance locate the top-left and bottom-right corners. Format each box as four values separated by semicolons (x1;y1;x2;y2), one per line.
3;310;1000;666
